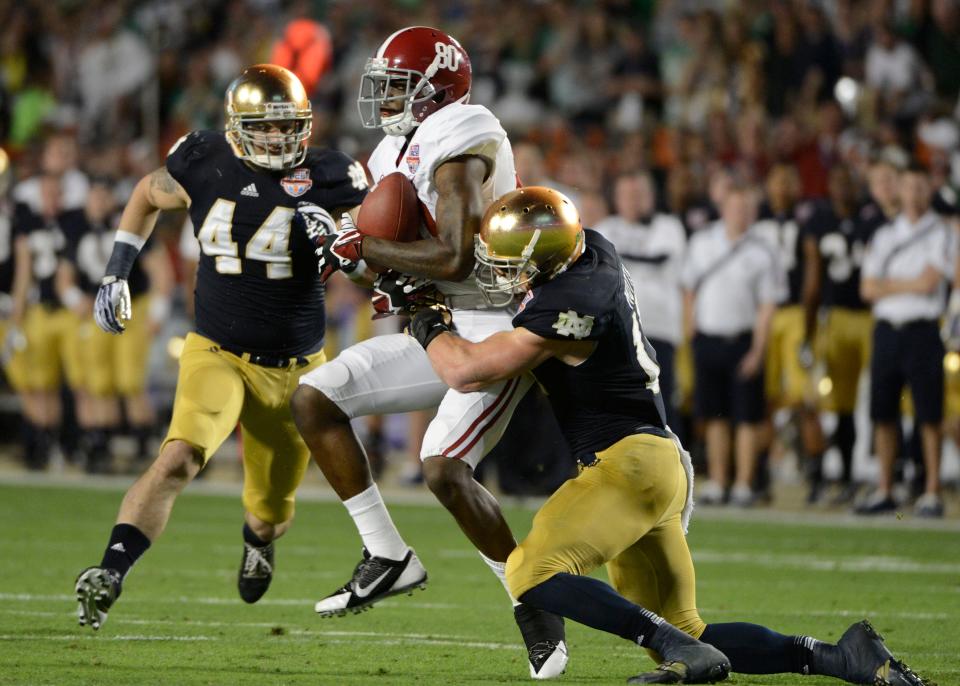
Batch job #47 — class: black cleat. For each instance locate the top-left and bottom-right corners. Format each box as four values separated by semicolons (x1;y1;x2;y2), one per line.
238;541;274;604
514;603;568;679
630;624;730;684
838;620;931;686
75;567;121;631
315;547;427;617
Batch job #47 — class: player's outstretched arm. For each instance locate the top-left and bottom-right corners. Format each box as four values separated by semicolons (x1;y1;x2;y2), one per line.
94;167;189;335
361;156;486;281
409;308;593;392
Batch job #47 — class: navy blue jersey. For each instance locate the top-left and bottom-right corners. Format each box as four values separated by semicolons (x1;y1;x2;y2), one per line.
802;201;876;310
166;130;368;356
13;202;65;306
754;200;815;305
0;200;20;297
59;209;151;297
512;229;667;459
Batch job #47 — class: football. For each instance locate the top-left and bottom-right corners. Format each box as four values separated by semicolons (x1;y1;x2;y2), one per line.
356;171;423;243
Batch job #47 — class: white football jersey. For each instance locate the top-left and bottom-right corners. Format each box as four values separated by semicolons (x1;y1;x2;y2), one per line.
366;102;517;300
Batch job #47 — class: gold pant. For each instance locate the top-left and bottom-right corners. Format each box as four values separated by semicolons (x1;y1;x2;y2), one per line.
162;332;326;524
505;433;705;639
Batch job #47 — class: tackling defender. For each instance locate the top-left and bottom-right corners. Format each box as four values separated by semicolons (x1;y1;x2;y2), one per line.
291;26;567;678
410;186;928;686
74;65;367;629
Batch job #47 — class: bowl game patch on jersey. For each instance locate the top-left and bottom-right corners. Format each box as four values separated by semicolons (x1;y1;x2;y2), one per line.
406;144;421;173
281;168;313;197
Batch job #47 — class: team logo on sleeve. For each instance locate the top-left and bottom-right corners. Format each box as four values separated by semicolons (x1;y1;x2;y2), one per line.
552;310;594;339
517;290;535;313
281;168;313;197
406;144;421;174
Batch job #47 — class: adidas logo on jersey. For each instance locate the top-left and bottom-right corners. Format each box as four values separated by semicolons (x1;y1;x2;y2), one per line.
241;183;259;197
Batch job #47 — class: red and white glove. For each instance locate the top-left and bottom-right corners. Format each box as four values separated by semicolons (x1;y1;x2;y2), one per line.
296;203;364;282
372;271;444;319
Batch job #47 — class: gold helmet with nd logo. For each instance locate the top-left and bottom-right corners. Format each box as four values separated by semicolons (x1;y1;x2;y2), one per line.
474;186;585;306
225;64;313;171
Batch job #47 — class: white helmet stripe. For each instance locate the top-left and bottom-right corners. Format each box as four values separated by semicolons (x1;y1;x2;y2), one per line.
376;27;411;58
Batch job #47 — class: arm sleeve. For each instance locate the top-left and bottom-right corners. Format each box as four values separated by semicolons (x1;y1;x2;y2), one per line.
860;231;885;279
680;238;698;290
512;280;608;341
756;248;786;304
319;152;369;210
422;107;507;186
165;130;215;194
933;223;958;278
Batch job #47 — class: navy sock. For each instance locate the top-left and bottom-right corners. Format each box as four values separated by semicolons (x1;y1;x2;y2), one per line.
836;414;856;483
519;573;663;646
100;523;151;579
700;623;841;675
243;523;269;548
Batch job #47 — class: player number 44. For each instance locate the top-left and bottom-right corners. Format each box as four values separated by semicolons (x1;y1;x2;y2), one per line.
196;198;295;279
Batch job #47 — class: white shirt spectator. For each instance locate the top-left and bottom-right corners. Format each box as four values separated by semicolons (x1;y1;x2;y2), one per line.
596;213;686;344
13;170;89;214
682;222;785;336
861;211;956;325
865;41;923;94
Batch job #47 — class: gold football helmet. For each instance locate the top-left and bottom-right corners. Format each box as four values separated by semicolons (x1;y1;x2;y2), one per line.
225;64;312;171
475;187;584;305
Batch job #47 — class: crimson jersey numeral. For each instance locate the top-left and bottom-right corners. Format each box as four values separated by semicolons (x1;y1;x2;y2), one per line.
196;199;295;278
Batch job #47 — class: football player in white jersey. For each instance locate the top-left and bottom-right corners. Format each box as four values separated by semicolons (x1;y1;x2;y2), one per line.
292;26;568;679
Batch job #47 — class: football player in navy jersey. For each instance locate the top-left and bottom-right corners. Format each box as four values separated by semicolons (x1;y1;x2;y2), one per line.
75;65;368;630
410;187;927;685
801;165;875;504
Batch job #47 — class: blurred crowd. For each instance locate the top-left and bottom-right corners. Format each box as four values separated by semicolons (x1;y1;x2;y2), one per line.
2;0;960;515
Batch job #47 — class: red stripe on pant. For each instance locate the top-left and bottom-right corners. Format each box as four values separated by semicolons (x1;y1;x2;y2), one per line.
441;377;518;456
448;377;522;460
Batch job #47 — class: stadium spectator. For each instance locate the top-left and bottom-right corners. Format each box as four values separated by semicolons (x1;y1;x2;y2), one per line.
859;163;955;518
596;171;686;431
683;184;784;506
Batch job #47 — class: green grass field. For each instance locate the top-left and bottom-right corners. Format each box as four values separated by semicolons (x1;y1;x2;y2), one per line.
0;482;957;685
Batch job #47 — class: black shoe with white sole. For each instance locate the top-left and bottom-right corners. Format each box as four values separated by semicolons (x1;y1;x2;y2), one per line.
514;603;568;679
315;547;427;617
238;541;274;604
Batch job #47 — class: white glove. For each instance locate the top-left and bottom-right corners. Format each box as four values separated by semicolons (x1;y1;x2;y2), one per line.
94;277;132;334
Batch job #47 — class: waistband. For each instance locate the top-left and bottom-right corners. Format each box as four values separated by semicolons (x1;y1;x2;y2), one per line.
694;330;752;345
577;425;670;466
877;318;939;331
217;342;315;368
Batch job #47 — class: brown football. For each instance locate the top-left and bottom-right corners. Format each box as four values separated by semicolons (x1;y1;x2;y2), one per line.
356;172;422;243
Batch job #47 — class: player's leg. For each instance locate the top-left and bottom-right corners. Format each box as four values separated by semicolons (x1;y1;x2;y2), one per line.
906;322;945;517
76;334;246;629
730;343;766;506
419;375;533;561
115;296;157;463
231;349;324;603
693;334;733;503
822;309;862;503
21;305;64;469
419;376;571;679
857;321;902;514
294;334;445;612
507;433;729;684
